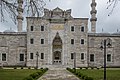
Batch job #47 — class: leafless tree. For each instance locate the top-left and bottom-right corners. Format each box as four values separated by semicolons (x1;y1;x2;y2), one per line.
0;0;119;24
0;0;46;24
107;0;120;16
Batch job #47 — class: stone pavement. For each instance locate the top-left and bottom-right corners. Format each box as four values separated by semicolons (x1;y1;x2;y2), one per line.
38;69;80;80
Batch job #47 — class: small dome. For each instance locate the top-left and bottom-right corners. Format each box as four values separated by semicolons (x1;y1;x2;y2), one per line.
4;30;15;32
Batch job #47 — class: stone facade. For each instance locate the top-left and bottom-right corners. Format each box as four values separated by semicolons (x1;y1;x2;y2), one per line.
0;32;26;66
0;7;120;68
88;33;120;67
26;7;88;68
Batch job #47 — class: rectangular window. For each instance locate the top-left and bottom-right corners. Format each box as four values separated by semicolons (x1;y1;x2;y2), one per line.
81;26;84;32
81;53;84;60
31;26;34;31
2;53;6;61
30;38;34;44
30;53;33;59
71;26;74;31
90;54;94;62
71;39;74;44
41;39;44;44
81;39;84;44
107;54;111;62
20;54;24;61
71;53;74;59
41;26;44;31
41;53;44;59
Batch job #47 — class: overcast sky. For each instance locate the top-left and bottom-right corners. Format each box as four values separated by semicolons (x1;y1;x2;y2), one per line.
0;0;120;33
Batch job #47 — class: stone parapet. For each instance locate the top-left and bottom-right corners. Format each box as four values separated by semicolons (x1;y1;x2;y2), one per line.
88;33;120;37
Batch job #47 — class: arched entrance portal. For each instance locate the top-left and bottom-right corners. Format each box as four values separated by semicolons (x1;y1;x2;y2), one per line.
53;51;61;63
52;32;62;64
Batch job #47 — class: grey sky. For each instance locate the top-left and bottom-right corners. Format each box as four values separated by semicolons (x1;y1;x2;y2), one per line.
0;0;120;33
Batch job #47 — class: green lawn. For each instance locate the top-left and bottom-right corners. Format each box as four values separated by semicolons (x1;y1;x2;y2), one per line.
0;69;40;80
78;69;120;80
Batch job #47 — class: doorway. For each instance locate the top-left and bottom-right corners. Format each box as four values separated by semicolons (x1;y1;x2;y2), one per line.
52;32;62;64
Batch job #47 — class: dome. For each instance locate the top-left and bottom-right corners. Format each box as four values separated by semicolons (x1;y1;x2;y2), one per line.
4;30;15;32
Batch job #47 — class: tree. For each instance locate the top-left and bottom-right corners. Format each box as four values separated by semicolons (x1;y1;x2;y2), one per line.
0;0;119;25
0;0;46;24
107;0;120;16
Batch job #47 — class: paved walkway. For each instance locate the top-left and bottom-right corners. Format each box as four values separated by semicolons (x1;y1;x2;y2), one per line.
38;69;80;80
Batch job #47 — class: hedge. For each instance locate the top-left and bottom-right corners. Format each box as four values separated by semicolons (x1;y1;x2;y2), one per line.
23;68;48;80
67;68;93;80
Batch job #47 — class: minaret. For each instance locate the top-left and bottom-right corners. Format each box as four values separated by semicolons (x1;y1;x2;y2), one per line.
17;0;23;32
90;0;97;33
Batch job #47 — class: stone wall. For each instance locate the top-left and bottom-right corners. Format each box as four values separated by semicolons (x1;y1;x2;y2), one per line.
1;7;119;68
26;15;89;68
88;33;120;67
0;32;27;66
26;7;89;68
65;19;88;67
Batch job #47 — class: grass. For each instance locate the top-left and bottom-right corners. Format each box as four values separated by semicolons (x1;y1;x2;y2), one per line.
77;69;120;80
0;69;41;80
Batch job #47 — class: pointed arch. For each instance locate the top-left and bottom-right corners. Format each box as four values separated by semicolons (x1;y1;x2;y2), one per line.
52;32;62;49
52;32;62;64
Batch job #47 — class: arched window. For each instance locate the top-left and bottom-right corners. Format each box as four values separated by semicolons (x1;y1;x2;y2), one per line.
90;54;94;62
30;38;34;44
81;26;84;32
107;54;111;62
81;53;84;60
71;26;74;31
41;53;44;59
41;26;44;31
30;26;34;31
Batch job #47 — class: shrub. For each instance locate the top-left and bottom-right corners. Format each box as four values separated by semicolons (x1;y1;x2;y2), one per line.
84;76;89;80
78;72;82;77
28;67;31;69
23;76;34;80
66;67;69;70
80;67;82;69
81;75;85;79
37;71;42;75
30;73;39;79
85;77;93;80
67;68;94;80
86;67;88;69
91;67;94;69
14;67;17;69
23;68;48;80
97;68;99;70
75;72;78;75
41;68;43;69
21;67;23;69
45;68;48;70
34;67;37;69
